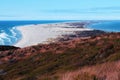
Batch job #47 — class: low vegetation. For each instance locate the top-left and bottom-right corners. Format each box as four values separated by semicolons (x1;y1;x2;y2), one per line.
0;33;120;80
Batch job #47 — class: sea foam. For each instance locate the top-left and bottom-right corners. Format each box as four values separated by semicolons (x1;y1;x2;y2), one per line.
0;27;22;45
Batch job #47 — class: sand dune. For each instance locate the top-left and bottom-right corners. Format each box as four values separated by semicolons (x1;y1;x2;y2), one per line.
14;23;92;47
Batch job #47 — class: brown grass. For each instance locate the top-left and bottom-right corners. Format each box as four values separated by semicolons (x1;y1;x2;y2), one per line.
62;61;120;80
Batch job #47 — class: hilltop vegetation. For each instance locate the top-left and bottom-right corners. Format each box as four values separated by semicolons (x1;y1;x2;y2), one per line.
0;33;120;80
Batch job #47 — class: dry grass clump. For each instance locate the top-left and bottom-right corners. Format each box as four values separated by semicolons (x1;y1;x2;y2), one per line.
62;61;120;80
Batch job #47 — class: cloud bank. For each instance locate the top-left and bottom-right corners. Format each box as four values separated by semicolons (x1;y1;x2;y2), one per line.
43;6;120;14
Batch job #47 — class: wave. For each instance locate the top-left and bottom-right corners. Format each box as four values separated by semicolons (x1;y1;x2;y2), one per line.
0;27;22;45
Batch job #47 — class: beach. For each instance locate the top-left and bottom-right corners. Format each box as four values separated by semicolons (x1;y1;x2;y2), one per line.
14;23;93;47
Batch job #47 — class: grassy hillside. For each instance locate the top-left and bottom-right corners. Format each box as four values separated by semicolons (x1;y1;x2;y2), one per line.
0;33;120;80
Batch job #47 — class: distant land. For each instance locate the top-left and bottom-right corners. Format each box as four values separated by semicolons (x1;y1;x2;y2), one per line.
1;20;120;47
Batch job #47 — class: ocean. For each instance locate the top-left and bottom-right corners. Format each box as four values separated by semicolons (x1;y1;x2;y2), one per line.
88;20;120;32
0;20;120;46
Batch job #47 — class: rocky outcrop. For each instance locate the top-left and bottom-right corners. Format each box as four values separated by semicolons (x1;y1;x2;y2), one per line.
58;30;106;42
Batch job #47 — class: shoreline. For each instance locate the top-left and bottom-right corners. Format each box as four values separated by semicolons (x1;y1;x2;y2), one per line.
14;22;93;47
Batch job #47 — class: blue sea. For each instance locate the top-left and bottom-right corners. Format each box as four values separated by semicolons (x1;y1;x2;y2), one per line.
88;20;120;32
0;20;120;46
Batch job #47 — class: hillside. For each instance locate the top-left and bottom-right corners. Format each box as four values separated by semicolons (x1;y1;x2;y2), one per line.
0;32;120;80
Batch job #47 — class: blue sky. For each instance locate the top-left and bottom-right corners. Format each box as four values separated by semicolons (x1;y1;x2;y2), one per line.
0;0;120;20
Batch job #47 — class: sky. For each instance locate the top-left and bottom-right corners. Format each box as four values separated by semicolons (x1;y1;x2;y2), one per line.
0;0;120;20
